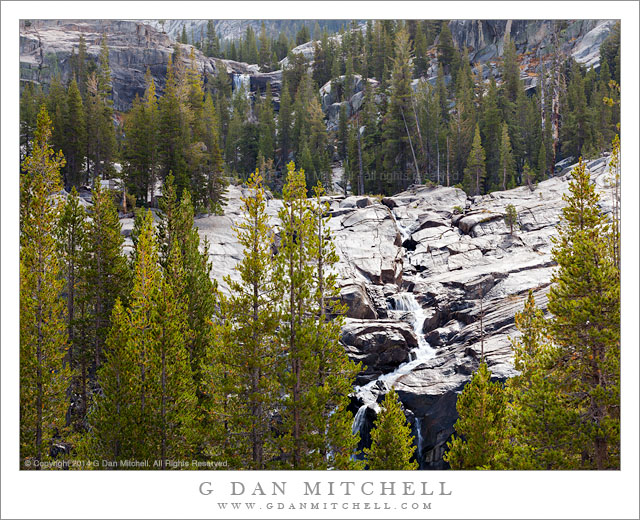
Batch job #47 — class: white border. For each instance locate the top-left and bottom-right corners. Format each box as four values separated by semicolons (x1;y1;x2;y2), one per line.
2;2;638;519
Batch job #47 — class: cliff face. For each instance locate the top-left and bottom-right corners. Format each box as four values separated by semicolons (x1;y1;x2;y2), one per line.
448;19;614;67
19;19;275;111
20;19;615;113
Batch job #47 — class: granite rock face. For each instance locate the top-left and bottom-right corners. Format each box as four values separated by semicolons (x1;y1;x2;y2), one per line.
187;156;613;469
20;19;614;115
19;19;282;111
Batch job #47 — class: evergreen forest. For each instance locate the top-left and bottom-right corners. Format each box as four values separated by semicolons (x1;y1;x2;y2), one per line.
19;19;621;471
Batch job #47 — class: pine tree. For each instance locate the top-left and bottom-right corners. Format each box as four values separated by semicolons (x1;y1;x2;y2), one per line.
413;27;428;77
499;122;516;190
273;161;316;468
84;183;130;372
437;22;457;75
547;158;620;469
382;27;416;189
444;362;508;469
257;83;276;163
204;170;280;469
277;76;293;167
273;163;360;469
95;209;197;465
497;291;580;469
502;35;520;103
311;183;362;469
463;124;486;196
306;96;331;190
20;106;71;468
87;298;136;462
480;79;502;190
537;138;548;180
158;54;189;192
20;82;45;161
74;34;89;98
157;175;216;383
155;240;198;466
258;22;271;70
124;94;153;204
64;78;86;187
436;63;449;123
504;204;517;234
200;92;225;211
363;389;418;470
56;187;88;415
522;159;534;190
337;103;348;161
87;33;116;180
45;76;67;167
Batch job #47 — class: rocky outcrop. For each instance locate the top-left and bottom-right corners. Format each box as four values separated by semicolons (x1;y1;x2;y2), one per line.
349;156;613;469
444;20;615;94
19;20;282;111
190;155;613;469
116;146;614;470
319;75;379;131
341;319;417;385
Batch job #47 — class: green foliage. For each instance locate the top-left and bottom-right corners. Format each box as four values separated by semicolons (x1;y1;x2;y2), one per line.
463;125;486;196
504;203;517;234
124;69;158;205
157;174;216;384
547;158;620;469
498;291;580;469
444;362;508;469
56;188;89;428
203;170;279;469
449;146;621;470
272;163;360;469
499;122;516;190
382;27;415;190
20;106;71;467
63;78;86;187
90;210;197;466
84;183;130;371
364;389;418;470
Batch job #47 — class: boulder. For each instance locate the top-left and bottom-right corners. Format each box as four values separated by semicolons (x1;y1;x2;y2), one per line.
340;283;377;320
341;319;417;385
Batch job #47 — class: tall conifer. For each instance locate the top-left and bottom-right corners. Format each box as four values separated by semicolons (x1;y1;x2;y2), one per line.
363;389;417;470
20;107;71;467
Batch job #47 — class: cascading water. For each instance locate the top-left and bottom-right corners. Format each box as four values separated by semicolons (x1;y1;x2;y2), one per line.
351;292;435;448
232;73;251;99
351;207;434;466
414;416;424;469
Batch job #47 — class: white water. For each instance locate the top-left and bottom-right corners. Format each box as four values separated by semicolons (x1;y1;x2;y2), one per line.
415;416;424;468
352;292;435;438
395;216;414;243
232;73;251;99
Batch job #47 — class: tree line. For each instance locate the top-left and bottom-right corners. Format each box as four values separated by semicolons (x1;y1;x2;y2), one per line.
20;106;419;470
444;138;621;469
20;20;620;208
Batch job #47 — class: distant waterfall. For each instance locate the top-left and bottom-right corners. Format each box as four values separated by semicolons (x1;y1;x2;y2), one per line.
414;416;424;469
232;73;251;99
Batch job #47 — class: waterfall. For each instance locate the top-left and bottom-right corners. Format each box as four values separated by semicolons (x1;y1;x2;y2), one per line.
388;292;434;362
350;208;434;456
232;73;251;99
352;405;369;436
351;291;435;438
415;416;424;469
